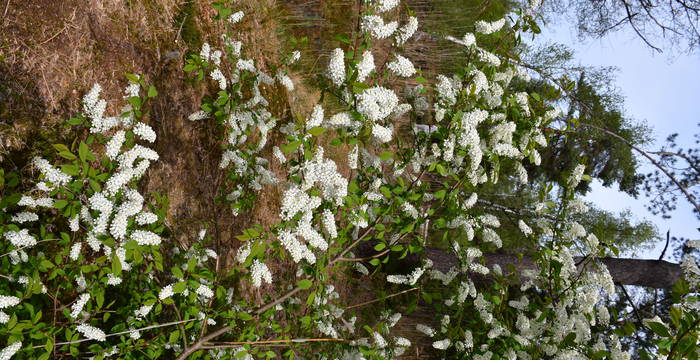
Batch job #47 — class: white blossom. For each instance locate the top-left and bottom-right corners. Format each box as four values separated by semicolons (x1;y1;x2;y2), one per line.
70;293;90;318
387;55;416;77
416;324;436;337
76;324;107;342
568;164;586;188
475;18;506;34
0;342;21;360
307;104;324;129
361;15;398;39
134;304;153;319
4;229;37;248
135;212;158;225
356;51;375;83
237;243;251;264
130;230;161;246
0;296;20;309
133;122;157;142
33;157;72;186
70;242;82;261
228;11;244;24
276;71;294;91
327;48;345;87
159;284;175;300
395;16;418;46
518;220;533;235
196;284;214;299
188;110;209;121
10;212;38;223
322;209;337;239
432;339;451;350
250;259;272;287
372;124;393;143
446;32;476;47
357;86;399;122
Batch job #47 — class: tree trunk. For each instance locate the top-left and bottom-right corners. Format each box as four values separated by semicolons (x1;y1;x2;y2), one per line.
423;248;683;289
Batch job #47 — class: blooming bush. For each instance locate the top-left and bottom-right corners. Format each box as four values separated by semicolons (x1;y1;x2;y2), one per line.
1;0;699;359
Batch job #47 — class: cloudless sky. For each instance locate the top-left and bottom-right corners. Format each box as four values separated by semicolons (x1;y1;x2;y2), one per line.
534;17;700;260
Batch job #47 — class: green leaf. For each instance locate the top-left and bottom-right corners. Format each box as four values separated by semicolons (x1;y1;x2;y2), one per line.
148;86;158;98
334;34;351;44
95;289;105;308
125;74;140;83
61;164;80;176
379;152;394;161
53;144;70;153
78;142;95;162
647;321;671;337
67;117;83;126
54;200;68;209
297;279;313;290
281;141;302;154
434;189;446;200
169;330;180;344
374;243;386;251
187;257;197;272
173;281;188;294
59;151;77;160
308;127;326;136
172;266;184;279
89;179;101;192
112;255;122;276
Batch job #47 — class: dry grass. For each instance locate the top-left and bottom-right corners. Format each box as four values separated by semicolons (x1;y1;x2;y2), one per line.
0;0;293;247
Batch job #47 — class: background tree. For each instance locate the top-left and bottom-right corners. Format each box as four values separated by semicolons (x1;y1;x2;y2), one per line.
543;0;700;53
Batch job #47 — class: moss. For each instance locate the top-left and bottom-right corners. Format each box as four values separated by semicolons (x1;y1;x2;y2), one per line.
173;0;202;50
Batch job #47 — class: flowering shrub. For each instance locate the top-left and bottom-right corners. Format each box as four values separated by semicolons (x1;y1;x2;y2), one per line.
1;0;699;359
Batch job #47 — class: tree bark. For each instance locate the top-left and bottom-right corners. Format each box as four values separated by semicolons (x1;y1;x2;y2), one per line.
423;248;683;289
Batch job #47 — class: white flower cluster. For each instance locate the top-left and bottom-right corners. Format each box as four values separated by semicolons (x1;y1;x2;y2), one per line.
446;33;476;47
33;157;72;186
3;229;37;248
327;48;346;87
357;86;399;122
475;18;506;34
356;50;375;83
394;16;418;46
10;212;38;224
387;55;416;77
568;164;586;188
76;324;107;342
70;293;90;318
17;195;53;208
0;342;21;360
0;295;20;309
250;259;272;287
361;15;398;39
386;261;431;285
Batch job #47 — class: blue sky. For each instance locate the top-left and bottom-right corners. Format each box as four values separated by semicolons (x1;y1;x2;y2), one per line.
535;19;700;260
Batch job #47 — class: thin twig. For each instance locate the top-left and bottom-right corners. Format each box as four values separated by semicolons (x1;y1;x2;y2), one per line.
344;287;419;310
206;338;348;346
31;319;198;349
1;239;60;258
36;24;68;46
579;122;700;215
